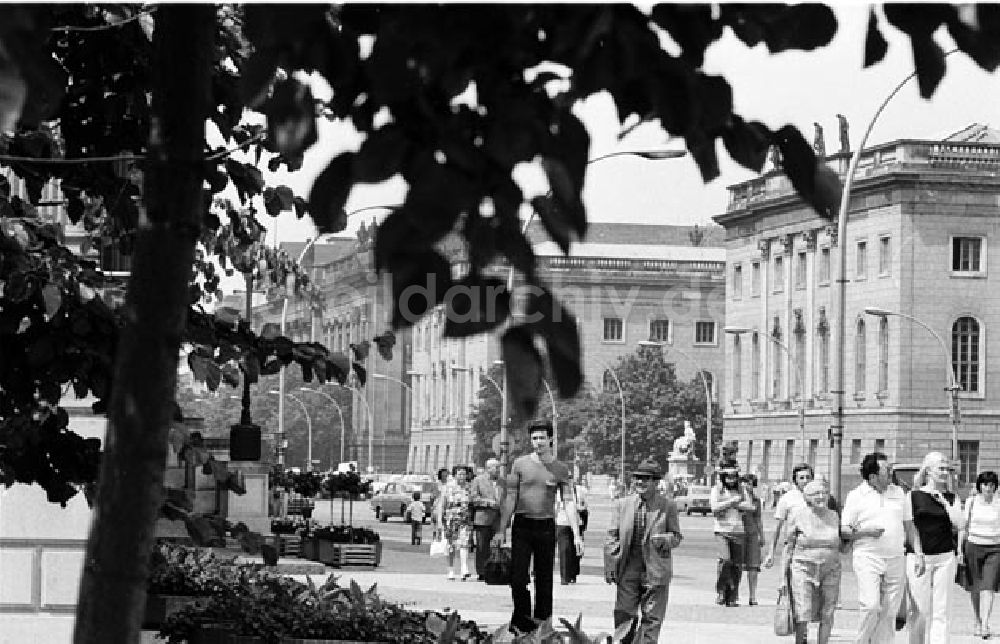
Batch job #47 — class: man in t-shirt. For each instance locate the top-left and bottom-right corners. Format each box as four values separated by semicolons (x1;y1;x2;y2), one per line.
710;459;755;606
763;462;839;569
493;421;584;635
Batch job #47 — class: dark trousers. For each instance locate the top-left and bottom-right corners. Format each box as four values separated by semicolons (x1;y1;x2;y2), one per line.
556;525;580;583
510;515;556;632
715;533;745;603
411;520;422;545
473;523;496;576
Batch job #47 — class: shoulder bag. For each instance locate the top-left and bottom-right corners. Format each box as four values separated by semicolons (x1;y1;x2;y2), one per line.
483;544;512;585
956;495;975;591
774;566;795;636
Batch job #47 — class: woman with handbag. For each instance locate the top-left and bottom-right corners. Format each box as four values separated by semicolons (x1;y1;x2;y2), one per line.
438;464;475;581
785;480;843;644
904;451;965;644
958;470;1000;638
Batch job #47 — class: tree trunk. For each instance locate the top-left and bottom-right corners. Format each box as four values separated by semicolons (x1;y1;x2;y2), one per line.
74;7;213;643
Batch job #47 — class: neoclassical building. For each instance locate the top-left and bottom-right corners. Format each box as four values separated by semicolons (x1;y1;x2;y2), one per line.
715;124;1000;488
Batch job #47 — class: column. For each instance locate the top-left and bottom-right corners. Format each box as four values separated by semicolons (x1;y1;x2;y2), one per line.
758;238;771;403
804;229;818;398
782;233;794;402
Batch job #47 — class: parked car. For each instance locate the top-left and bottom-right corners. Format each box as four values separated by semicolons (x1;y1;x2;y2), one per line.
369;481;439;522
674;485;712;516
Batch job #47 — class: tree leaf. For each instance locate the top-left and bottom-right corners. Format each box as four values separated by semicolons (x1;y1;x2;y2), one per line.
772;125;840;220
721;117;771;173
524;287;582;399
308;153;353;233
864;8;889;68
501;325;543;422
443;275;511;338
387;249;453;329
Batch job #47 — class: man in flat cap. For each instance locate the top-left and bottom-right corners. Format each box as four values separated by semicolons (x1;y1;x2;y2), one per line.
604;457;683;644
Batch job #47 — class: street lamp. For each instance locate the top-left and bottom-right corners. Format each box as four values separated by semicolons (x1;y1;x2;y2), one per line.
493;359;559;454
276;204;401;468
496;148;687;484
637;340;713;470
725;326;807;462
299;387;346;465
373;373;414;472
595;364;627;489
829;49;960;502
269;390;313;471
326;382;372;471
864;306;960;461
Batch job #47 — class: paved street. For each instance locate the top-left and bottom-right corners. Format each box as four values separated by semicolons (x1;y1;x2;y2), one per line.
303;489;983;642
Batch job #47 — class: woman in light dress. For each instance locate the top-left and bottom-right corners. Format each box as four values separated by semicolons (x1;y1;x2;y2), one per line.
958;470;1000;638
437;464;474;580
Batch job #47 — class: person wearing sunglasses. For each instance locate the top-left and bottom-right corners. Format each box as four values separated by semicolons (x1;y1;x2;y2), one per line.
710;458;756;606
603;457;682;644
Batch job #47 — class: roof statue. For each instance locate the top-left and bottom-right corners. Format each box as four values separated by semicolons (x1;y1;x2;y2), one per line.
813;122;826;159
356;218;378;252
669;420;697;459
768;144;782;171
836;113;850;153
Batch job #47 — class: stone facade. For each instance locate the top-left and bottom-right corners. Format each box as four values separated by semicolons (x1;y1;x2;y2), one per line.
714;131;1000;488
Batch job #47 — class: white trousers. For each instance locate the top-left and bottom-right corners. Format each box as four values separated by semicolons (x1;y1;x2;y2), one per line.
905;551;955;644
853;552;906;644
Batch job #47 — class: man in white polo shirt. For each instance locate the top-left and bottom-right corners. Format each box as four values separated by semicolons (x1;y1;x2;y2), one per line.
841;452;922;643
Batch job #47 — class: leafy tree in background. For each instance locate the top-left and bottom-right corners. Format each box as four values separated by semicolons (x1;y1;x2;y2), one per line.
583;347;721;477
0;4;995;642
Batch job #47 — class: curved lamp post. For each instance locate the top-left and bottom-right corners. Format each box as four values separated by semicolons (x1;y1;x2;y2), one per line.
638;340;713;470
725;326;807;461
830;49;960;502
276;203;401;467
596;364;627;489
327;382;373;470
299;387;346;465
372;373;413;472
864;306;960;461
496;148;687;484
270;390;314;471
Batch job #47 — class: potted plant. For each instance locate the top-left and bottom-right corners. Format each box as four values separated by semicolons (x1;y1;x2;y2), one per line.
144;543;239;628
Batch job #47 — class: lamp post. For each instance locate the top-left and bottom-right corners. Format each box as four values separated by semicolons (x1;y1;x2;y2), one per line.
276;204;401;468
864;306;960;461
299;387;346;465
596;364;627;490
829;49;960;502
637;340;713;470
326;382;372;470
269;390;314;471
725;326;807;462
496;148;686;484
493;359;559;453
373;373;414;471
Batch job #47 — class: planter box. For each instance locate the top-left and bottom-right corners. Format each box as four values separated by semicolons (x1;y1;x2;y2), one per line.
270;533;302;557
142;593;210;629
301;535;320;560
316;541;382;568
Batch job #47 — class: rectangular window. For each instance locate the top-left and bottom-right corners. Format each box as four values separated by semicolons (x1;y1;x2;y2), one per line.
732;336;742;400
874;438;885;453
603;317;623;342
747;440;754;469
808;439;818;467
762;440;772;478
795;252;807;289
773;255;785;292
952;236;985;274
856;240;868;280
879;235;891;276
694;321;717;345
649;319;670;343
751;262;761;296
784;440;795;480
733;264;743;299
818;332;830;396
751;334;761;399
819;247;831;284
958;440;980;486
850;439;861;464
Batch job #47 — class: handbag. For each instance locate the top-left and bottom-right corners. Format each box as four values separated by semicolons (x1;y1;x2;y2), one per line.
956;495;976;590
774;575;795;637
429;533;448;558
483;545;512;585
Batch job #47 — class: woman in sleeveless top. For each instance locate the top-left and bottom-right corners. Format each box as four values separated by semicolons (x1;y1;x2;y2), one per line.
786;480;843;644
958;470;1000;638
742;474;765;606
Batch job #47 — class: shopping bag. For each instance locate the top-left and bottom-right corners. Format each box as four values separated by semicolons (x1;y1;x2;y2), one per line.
956;560;973;591
429;534;448;558
484;545;512;585
774;585;794;637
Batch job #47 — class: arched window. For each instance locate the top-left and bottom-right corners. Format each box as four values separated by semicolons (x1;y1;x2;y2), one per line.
732;335;742;400
602;370;616;392
952;316;981;393
878;317;889;394
751;333;761;399
855;318;867;393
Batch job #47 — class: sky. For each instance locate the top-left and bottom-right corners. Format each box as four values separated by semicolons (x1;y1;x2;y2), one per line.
250;4;1000;249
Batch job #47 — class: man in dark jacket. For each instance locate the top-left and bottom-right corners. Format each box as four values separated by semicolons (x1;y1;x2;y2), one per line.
604;457;683;644
469;457;501;580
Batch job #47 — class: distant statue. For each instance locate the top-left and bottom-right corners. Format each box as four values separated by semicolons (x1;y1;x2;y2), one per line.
813;122;826;159
356;221;370;248
836;113;850;153
688;225;705;247
670;421;697;459
768;144;782;171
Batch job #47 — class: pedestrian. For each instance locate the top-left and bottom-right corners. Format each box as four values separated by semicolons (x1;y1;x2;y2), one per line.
603;457;682;644
437;464;474;581
710;458;755;606
493;421;583;635
407;491;427;545
904;451;964;644
431;466;452;525
957;470;1000;638
841;451;920;643
574;476;590;535
742;473;765;606
556;477;587;585
469;457;502;581
786;480;843;644
764;463;838;570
